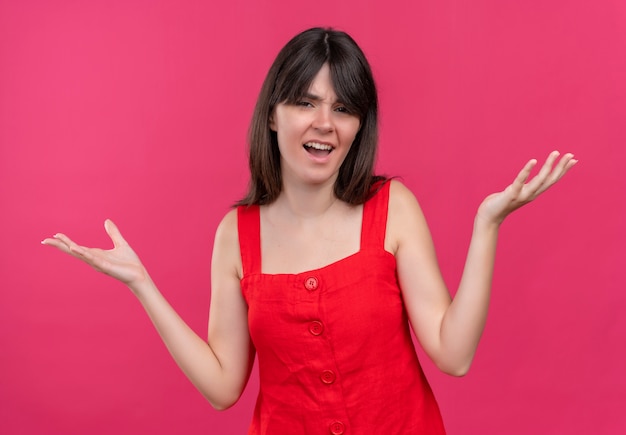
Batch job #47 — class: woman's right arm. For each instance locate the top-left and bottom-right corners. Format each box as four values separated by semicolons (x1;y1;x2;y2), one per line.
42;210;253;410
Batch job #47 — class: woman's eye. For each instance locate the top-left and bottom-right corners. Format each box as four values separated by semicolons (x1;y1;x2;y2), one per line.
335;106;350;114
296;101;313;107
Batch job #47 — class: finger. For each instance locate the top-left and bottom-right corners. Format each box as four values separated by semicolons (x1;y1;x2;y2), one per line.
104;219;128;249
511;158;538;193
553;153;577;180
41;236;70;252
525;150;561;193
42;233;86;258
57;242;110;273
536;153;577;195
68;244;99;265
52;233;78;253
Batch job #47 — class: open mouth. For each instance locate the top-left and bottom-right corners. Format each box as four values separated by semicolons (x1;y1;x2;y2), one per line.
303;142;333;157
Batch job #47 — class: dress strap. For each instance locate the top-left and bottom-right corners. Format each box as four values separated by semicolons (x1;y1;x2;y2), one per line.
237;205;262;277
360;180;391;250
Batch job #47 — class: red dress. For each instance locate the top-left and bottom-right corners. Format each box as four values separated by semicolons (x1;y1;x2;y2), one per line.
237;182;446;434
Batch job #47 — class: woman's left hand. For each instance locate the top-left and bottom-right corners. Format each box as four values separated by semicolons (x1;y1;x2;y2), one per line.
477;151;577;226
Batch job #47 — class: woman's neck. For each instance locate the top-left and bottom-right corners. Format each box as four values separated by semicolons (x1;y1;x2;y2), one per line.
273;179;340;220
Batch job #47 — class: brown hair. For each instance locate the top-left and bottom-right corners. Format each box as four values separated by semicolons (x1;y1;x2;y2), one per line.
237;27;385;206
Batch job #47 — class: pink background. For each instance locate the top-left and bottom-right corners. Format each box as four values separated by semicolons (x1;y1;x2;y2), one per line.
1;0;624;434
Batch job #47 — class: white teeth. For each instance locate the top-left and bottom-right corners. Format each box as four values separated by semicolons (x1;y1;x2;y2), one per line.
304;142;333;151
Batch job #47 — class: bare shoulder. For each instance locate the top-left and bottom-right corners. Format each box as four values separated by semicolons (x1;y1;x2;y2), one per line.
386;179;428;254
215;208;238;238
388;179;421;209
213;208;243;281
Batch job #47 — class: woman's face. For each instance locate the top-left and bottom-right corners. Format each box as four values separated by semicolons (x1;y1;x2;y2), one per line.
270;63;361;189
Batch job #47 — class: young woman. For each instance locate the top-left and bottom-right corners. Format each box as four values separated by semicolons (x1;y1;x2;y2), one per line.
42;28;576;434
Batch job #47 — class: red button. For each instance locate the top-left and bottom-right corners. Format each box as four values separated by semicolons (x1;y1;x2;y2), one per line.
309;321;323;336
329;421;345;434
321;370;336;384
304;276;319;291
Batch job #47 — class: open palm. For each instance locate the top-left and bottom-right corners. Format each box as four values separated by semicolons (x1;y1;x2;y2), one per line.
477;151;577;225
42;219;148;288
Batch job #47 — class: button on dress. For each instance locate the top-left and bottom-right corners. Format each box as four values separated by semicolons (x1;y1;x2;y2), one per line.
237;181;446;434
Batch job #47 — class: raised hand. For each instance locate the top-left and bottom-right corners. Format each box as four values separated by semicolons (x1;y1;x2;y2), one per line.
477;151;577;226
41;219;149;289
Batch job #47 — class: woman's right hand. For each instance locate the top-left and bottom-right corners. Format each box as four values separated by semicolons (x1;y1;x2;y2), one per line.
42;219;149;290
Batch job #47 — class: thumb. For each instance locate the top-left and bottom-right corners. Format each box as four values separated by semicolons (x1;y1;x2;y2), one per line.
104;219;128;248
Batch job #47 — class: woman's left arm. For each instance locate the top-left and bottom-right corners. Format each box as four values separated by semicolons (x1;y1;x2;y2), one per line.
391;151;577;376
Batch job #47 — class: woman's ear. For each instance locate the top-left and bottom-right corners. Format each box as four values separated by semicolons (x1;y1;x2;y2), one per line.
269;112;276;132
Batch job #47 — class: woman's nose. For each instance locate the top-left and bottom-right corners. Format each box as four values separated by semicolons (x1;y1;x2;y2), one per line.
312;107;334;132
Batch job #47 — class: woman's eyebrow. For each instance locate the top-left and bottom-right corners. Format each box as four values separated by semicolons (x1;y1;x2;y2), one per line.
303;92;344;104
303;92;322;101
